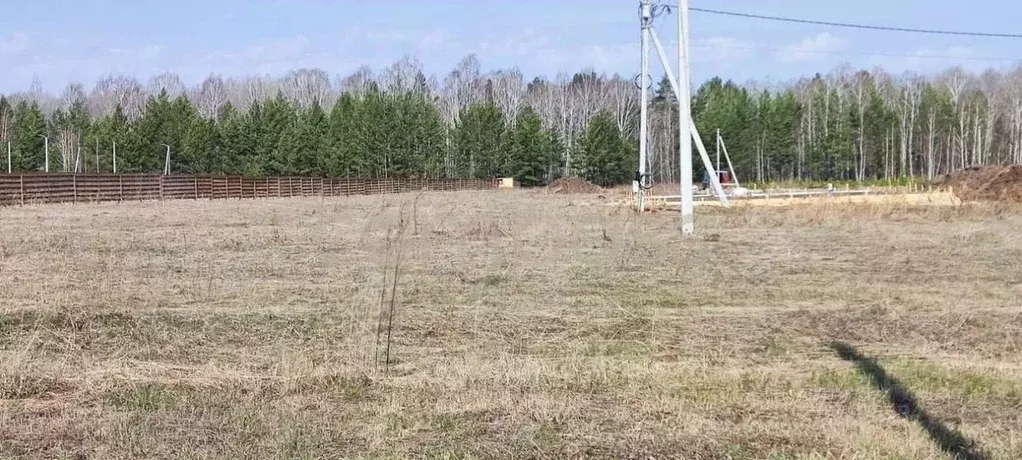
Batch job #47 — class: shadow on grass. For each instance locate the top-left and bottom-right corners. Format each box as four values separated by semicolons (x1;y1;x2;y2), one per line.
829;341;988;460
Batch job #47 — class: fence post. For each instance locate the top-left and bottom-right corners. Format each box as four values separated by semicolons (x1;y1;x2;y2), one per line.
194;176;199;199
159;175;164;201
19;174;24;205
118;175;123;202
73;174;77;203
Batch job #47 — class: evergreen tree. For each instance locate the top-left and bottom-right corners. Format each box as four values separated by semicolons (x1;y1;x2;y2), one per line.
10;101;46;171
453;103;506;179
277;102;328;176
575;112;633;186
262;93;298;175
505;107;555;186
326;93;363;177
182;117;218;173
131;91;197;173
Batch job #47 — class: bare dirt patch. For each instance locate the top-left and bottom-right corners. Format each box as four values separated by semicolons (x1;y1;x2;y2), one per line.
943;165;1022;203
547;177;602;194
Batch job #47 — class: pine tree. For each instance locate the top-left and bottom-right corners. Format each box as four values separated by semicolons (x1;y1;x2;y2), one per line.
219;104;261;176
262;93;298;175
277;102;328;176
505;107;553;186
10;101;46;172
575;112;633;186
131;90;197;173
182;117;218;173
453;103;506;179
326;93;363;177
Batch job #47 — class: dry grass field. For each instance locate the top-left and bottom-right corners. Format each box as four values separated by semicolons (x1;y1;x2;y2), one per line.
0;190;1020;459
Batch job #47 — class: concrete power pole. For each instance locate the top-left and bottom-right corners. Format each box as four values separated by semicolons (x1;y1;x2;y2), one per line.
163;144;171;175
638;0;728;232
678;0;694;235
636;0;652;212
43;136;49;173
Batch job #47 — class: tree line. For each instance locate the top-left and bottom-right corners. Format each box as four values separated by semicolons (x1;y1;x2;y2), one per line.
1;55;1019;185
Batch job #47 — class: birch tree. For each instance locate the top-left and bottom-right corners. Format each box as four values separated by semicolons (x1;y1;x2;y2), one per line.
195;74;228;123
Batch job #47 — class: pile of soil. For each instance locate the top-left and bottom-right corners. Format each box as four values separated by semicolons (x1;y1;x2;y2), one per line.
547;177;602;194
941;165;1022;202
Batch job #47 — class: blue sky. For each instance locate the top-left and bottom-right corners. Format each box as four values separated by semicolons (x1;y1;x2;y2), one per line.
2;0;1022;93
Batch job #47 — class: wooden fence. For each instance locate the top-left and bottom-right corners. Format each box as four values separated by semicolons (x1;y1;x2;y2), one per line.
0;174;499;206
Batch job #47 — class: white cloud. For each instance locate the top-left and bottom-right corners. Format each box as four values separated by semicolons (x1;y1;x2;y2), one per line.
944;46;974;58
693;36;753;63
0;32;30;54
775;33;847;62
141;45;162;60
416;30;448;52
864;45;989;75
244;36;311;61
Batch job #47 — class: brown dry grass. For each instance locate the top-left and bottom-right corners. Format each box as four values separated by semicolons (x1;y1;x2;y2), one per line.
1;191;1020;459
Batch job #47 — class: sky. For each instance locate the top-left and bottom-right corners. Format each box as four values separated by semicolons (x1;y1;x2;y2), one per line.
2;0;1022;93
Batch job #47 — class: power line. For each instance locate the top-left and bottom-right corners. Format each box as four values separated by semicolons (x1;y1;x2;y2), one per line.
690;42;1022;63
689;7;1022;39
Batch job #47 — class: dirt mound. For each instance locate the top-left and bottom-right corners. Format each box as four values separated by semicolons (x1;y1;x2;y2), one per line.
547;177;602;194
941;165;1022;202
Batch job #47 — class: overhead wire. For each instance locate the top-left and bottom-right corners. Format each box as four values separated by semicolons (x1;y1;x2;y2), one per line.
688;7;1022;39
639;3;1022;63
690;42;1022;63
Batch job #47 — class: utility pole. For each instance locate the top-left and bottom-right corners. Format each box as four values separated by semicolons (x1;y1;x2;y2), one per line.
112;142;117;173
6;141;11;174
43;136;49;172
163;144;171;175
678;0;694;235
637;0;652;212
638;0;728;231
716;128;721;174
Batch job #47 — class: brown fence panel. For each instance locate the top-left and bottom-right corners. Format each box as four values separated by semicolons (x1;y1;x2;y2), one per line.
22;174;73;204
0;175;23;205
0;173;500;207
162;175;197;200
76;175;121;202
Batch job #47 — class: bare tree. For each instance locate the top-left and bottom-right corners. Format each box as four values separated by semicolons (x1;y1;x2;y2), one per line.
54;83;88;172
340;66;376;99
1007;66;1022;165
438;54;482;127
282;68;331;109
381;56;425;95
943;66;969;170
488;68;527;126
147;72;186;98
525;77;559;131
88;76;145;121
898;72;923;177
0;99;13;142
978;69;1002;165
605;75;638;140
195;74;228;122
